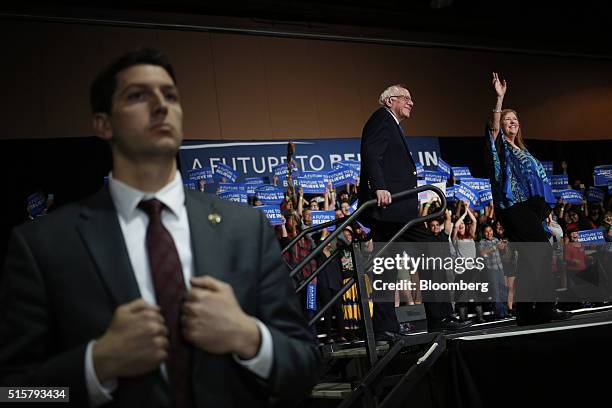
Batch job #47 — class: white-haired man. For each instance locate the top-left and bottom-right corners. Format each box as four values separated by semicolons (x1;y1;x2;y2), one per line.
358;85;462;340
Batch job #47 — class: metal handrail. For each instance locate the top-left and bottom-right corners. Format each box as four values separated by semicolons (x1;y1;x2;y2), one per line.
285;185;447;278
295;250;341;293
286;185;448;327
292;185;448;407
336;333;440;408
282;217;345;254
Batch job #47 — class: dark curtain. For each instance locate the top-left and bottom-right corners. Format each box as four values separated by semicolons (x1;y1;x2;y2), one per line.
0;137;112;265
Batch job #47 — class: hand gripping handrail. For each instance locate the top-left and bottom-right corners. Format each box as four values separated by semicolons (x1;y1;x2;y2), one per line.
284;185;447;279
292;186;447;327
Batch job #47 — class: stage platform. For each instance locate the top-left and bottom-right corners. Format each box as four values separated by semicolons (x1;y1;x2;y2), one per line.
308;306;612;407
435;306;612;408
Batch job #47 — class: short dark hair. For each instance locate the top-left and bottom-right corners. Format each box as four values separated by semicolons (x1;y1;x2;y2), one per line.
90;47;177;114
429;217;443;225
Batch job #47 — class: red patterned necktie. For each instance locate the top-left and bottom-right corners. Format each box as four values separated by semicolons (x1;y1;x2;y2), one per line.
139;199;193;408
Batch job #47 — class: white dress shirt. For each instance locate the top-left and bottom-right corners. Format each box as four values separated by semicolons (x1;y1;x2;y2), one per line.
85;171;273;406
385;107;401;125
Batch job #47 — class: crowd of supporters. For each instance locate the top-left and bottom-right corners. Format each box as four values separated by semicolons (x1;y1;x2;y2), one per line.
274;163;612;342
25;160;612;345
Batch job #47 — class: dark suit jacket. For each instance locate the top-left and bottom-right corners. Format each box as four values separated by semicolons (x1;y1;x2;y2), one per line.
0;188;319;407
358;107;418;223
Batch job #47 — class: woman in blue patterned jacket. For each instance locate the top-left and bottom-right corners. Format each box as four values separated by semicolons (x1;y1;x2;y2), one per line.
486;72;570;325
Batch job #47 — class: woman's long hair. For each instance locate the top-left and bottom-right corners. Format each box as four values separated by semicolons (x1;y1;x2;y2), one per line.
455;220;474;240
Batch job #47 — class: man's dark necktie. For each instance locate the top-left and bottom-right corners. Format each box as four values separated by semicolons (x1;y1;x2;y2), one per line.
139;199;193;408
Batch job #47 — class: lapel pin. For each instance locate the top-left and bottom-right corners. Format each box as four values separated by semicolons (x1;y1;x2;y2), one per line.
208;213;222;225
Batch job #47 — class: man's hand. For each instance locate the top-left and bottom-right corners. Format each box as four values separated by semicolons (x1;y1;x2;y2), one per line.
93;299;169;383
183;276;261;359
375;190;392;207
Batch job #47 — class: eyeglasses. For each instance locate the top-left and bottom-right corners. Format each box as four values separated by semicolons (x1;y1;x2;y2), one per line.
389;95;412;103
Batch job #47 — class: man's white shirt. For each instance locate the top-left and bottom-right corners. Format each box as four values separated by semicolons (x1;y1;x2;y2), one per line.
85;172;273;406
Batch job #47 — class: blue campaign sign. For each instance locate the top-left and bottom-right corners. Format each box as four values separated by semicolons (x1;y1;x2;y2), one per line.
594;174;612;186
179;137;440;180
218;191;248;204
328;167;358;187
541;161;554;175
550;175;570;197
454;183;480;208
255;185;285;205
452;166;472;179
245;184;258;197
333;159;361;171
593;165;612;186
311;210;337;231
306;283;317;311
311;210;336;224
594;165;612;176
272;162;299;178
550;174;569;186
423;170;448;184
350;200;358;213
245;176;267;185
245;176;268;195
586;187;605;203
298;174;328;194
460;178;491;191
560;189;584;205
218;183;247;193
415;162;424;177
187;167;213;182
577;228;606;244
214;162;237;182
479;189;493;205
437;158;451;176
300;171;327;180
27;192;47;217
445;185;456;201
256;205;284;226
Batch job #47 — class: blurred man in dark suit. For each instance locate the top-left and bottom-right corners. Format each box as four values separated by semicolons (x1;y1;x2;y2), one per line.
0;48;318;408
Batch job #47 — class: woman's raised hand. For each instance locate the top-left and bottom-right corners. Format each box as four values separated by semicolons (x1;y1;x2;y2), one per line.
492;72;507;98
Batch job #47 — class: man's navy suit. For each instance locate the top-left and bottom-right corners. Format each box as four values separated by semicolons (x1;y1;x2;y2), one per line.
0;188;319;407
358;107;418;225
358;107;432;334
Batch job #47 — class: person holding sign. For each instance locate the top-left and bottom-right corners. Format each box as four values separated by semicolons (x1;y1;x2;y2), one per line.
0;48;318;407
487;72;570;325
603;210;612;242
451;202;484;323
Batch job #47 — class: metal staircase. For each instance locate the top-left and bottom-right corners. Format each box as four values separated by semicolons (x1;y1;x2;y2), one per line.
284;185;448;407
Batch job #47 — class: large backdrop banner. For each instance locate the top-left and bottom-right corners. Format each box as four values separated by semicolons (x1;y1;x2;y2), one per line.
179;137;441;180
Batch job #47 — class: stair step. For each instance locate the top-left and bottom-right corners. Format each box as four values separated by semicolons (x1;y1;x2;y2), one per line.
311;382;353;399
323;343;390;358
